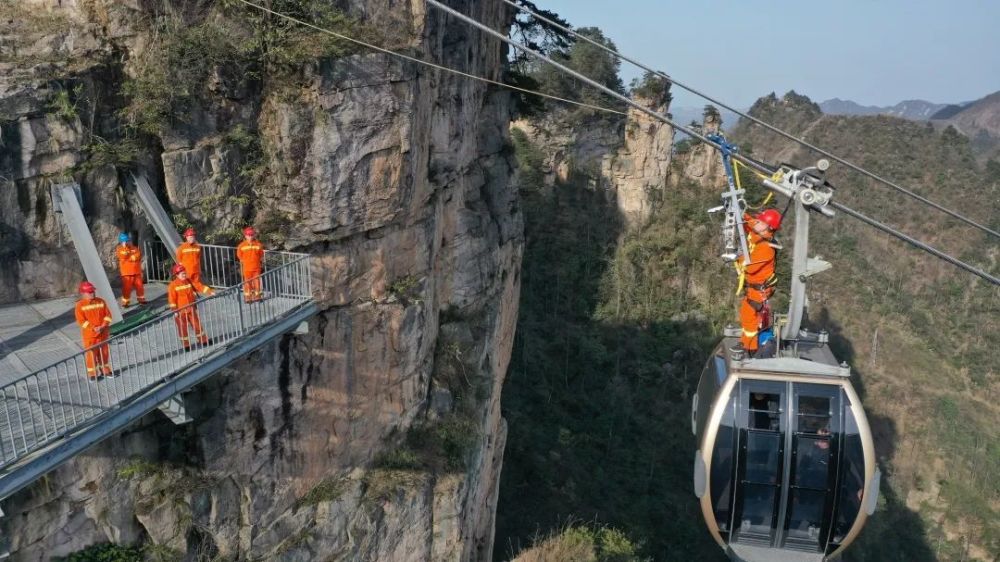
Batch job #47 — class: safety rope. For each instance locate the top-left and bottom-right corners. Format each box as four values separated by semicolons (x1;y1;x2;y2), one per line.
732;159;774;210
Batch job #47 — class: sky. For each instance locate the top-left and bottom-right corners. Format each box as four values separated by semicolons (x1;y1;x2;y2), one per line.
534;0;1000;109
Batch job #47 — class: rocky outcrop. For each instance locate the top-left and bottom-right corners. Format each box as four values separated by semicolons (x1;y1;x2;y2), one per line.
668;109;727;191
510;112;623;187
0;0;520;560
602;91;674;227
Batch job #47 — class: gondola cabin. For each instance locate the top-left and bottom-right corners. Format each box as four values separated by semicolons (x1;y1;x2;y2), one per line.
692;326;880;562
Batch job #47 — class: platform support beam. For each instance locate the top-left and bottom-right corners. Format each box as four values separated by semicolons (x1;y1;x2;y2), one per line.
55;183;123;323
131;172;181;255
157;396;192;425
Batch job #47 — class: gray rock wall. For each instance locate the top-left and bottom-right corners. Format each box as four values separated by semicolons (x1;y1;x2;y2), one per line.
0;0;520;560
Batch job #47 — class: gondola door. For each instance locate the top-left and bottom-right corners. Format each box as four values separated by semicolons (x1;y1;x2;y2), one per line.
780;383;841;551
731;380;787;547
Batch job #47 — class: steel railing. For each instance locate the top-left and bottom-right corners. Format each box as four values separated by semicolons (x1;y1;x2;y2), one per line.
143;241;308;288
0;255;313;468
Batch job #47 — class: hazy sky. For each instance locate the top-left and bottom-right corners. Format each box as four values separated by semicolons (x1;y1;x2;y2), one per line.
533;0;1000;109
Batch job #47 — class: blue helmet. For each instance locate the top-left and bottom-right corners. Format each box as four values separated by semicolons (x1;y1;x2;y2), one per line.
118;232;130;244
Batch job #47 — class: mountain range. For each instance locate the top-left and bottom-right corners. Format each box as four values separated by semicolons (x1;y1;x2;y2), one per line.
819;97;952;120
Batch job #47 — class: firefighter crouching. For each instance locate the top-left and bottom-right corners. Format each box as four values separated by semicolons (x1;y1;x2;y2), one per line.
738;209;782;355
167;264;216;350
75;281;114;381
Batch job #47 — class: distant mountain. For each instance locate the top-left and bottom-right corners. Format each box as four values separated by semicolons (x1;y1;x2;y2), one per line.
929;103;969;120
931;91;1000;154
931;91;1000;132
820;97;949;120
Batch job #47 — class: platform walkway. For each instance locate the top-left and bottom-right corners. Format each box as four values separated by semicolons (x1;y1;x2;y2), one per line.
0;250;314;501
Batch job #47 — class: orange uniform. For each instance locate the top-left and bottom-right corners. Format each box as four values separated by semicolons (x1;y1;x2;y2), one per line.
739;226;779;352
176;242;204;285
168;277;214;348
75;297;113;378
116;242;146;306
236;239;265;302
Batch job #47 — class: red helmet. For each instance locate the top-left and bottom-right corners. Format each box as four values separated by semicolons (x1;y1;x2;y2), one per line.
756;209;782;231
79;281;96;294
183;228;196;237
172;264;187;276
243;226;256;237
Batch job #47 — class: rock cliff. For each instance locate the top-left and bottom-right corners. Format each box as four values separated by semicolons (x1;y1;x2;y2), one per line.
0;0;520;560
602;91;673;227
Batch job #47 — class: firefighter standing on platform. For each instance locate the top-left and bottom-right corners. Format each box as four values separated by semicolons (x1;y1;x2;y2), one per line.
75;281;113;381
177;228;204;285
168;264;215;350
738;209;782;354
236;226;265;303
116;232;146;307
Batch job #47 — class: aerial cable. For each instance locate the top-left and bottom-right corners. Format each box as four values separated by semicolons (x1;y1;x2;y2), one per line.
229;0;625;116
501;0;1000;240
426;0;999;287
830;202;1000;285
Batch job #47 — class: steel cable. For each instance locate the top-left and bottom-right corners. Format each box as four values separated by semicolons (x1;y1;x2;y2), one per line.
426;0;999;286
502;0;1000;240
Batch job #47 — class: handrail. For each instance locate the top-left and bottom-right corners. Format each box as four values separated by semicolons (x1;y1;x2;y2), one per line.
144;240;308;288
0;254;313;468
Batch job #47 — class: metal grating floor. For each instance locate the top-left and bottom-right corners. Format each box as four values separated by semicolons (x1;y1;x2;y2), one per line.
0;289;309;467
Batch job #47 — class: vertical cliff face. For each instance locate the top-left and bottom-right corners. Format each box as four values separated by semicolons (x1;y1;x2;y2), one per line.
0;0;520;560
602;92;674;227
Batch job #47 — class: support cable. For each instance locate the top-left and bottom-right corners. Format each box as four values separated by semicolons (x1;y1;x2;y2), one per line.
502;0;1000;240
425;0;999;286
231;0;625;115
231;0;996;287
829;202;1000;285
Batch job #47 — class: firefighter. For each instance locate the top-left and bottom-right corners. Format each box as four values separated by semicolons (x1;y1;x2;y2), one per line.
74;281;113;381
176;228;204;285
167;264;215;350
116;232;146;307
236;226;265;303
738;209;781;354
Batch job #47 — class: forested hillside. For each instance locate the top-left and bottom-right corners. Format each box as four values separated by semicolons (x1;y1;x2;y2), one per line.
494;26;998;562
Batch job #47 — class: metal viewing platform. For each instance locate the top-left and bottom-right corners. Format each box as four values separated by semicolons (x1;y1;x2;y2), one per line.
0;248;315;502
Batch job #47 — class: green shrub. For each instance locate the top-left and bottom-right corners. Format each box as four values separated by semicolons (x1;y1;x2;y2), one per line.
58;543;144;562
512;127;546;191
47;86;82;121
296;476;348;508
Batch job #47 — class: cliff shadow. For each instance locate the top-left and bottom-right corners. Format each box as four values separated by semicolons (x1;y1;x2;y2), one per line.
807;308;936;562
494;175;726;561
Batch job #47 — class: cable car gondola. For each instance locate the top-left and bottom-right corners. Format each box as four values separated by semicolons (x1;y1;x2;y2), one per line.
692;160;881;561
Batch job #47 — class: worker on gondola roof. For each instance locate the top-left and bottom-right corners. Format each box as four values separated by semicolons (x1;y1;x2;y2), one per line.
739;209;782;354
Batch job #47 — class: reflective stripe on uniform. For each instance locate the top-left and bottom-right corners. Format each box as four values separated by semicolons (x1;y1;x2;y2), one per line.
743;329;758;337
81;304;105;311
175;284;192;291
81;321;91;328
181;248;200;253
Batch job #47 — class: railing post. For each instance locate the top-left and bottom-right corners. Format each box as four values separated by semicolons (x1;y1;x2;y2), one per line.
237;291;246;335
